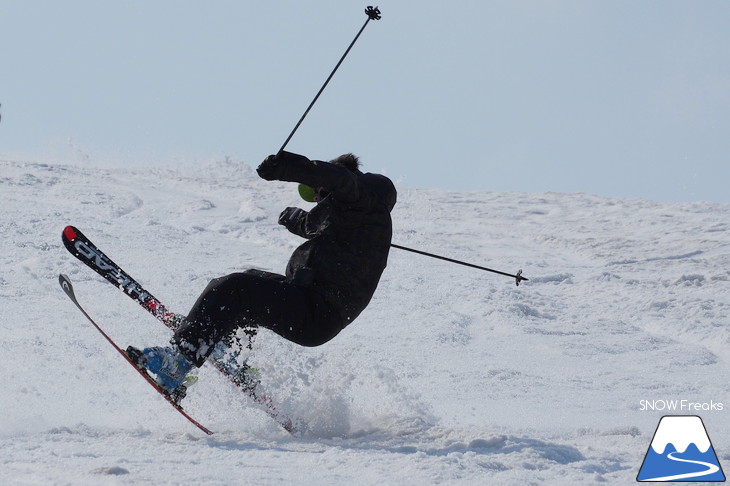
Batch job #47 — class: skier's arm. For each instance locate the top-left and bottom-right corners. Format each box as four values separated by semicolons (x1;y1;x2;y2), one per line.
257;152;359;203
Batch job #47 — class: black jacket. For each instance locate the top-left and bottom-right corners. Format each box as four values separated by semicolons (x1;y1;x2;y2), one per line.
260;152;397;325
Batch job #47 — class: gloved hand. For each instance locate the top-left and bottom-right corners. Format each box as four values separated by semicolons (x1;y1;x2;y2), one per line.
257;151;310;181
278;207;306;231
256;154;281;181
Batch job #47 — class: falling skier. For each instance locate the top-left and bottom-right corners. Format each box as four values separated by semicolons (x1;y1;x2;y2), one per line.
127;151;397;395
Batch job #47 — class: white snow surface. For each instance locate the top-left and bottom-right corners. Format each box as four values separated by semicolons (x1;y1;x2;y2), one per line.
1;157;730;485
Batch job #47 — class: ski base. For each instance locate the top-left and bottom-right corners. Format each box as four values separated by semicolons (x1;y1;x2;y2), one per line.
59;274;213;435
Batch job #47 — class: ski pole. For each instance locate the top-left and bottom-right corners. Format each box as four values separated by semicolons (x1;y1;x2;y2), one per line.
390;244;529;286
278;6;382;155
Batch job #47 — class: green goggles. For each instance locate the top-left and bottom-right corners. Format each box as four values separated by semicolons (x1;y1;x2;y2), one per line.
298;184;317;202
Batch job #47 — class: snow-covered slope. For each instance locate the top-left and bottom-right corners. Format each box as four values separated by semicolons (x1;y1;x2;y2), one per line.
1;158;729;485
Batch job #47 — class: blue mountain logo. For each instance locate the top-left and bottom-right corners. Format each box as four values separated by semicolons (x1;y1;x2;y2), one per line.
637;415;725;482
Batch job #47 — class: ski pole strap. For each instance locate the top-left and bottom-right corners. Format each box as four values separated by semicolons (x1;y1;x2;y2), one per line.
390;244;528;286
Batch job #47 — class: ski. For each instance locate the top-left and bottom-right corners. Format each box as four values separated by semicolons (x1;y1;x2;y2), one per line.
61;225;302;435
58;274;213;435
61;225;181;328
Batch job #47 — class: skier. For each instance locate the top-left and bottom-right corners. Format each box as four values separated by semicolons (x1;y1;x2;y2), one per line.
128;151;397;395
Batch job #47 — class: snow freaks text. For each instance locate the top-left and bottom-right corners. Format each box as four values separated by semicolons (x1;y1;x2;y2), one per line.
639;400;724;412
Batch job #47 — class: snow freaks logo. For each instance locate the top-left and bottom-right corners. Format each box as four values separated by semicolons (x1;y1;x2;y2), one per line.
637;415;725;482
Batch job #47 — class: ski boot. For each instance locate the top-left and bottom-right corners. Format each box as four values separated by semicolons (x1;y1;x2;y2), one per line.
126;345;197;403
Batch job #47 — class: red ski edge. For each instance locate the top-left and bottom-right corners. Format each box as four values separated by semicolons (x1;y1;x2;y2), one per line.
58;274;213;435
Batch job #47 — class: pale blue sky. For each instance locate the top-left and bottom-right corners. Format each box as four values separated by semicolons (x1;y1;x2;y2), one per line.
2;1;729;202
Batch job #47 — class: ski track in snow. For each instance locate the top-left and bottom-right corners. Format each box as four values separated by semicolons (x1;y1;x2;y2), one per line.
1;158;729;485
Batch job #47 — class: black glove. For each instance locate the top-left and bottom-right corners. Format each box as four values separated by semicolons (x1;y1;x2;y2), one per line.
257;151;310;181
256;154;281;181
278;207;306;231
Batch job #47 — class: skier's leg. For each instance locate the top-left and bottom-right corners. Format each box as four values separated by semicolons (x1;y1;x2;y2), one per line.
172;271;342;366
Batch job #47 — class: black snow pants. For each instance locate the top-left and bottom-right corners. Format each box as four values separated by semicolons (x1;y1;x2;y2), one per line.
172;269;344;367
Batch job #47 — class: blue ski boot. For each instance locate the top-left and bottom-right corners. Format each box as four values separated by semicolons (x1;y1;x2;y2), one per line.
126;345;197;403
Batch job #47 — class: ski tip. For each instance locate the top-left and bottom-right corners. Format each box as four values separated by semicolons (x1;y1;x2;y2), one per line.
58;274;75;298
62;225;79;242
